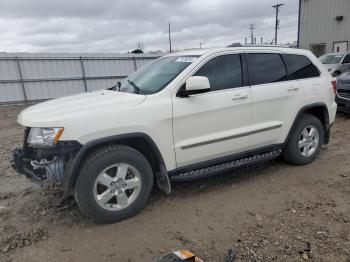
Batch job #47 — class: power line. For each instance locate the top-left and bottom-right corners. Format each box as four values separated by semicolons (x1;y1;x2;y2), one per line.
272;3;284;45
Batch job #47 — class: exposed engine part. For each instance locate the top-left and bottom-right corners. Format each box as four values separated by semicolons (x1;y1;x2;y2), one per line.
31;157;65;188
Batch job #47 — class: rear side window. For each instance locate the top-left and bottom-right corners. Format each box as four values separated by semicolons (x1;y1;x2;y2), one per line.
194;54;242;91
247;53;287;85
284;54;320;80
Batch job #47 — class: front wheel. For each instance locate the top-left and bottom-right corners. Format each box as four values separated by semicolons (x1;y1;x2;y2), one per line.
75;145;153;224
283;114;324;165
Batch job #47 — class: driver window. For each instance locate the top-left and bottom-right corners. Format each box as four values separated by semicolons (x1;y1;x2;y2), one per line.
194;54;243;91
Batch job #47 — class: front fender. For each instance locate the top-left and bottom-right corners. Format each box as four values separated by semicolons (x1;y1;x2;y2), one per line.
62;132;171;196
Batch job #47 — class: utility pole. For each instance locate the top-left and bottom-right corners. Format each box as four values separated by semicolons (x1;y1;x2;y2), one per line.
168;23;172;53
249;24;255;45
272;3;284;45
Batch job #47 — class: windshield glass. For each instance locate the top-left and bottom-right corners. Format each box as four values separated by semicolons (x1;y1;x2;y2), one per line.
116;55;199;94
319;54;344;64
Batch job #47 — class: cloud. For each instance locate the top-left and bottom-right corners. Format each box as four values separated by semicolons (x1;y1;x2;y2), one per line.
0;0;299;53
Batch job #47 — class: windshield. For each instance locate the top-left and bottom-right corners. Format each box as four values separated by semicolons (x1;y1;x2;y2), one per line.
116;55;199;94
319;54;344;64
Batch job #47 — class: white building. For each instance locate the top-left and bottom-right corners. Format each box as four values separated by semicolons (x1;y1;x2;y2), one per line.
298;0;350;57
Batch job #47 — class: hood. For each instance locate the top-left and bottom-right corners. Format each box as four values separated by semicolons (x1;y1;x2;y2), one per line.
337;72;350;88
323;64;337;72
18;90;146;127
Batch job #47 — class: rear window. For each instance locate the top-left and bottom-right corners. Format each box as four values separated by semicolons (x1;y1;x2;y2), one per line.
247;53;287;85
284;54;320;80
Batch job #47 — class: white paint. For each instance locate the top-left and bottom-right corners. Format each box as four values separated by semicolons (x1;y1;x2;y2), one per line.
16;47;337;171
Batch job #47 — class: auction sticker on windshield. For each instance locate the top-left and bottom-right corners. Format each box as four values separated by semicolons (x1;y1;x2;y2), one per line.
175;57;198;63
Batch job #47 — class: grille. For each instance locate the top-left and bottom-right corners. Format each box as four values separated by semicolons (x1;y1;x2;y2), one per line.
337;89;350;100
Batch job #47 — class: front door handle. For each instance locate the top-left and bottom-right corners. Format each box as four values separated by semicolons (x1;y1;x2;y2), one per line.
287;86;300;92
232;94;248;100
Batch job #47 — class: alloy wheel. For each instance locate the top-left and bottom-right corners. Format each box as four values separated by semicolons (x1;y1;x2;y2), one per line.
93;163;141;211
298;125;320;157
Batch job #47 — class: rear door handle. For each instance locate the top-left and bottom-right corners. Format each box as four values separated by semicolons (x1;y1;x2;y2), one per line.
287;86;300;92
232;94;248;100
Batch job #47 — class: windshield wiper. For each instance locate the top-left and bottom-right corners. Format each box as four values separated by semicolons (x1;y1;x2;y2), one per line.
107;81;121;91
127;80;143;94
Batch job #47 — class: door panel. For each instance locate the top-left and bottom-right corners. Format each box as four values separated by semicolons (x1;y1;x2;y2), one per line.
172;53;251;168
247;52;306;149
250;81;304;148
172;87;251;167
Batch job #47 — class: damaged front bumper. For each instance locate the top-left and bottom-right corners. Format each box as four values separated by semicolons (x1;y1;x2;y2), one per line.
11;128;82;190
11;148;43;183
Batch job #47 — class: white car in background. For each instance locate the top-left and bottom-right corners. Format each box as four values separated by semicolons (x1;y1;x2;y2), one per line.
12;47;337;223
319;52;350;76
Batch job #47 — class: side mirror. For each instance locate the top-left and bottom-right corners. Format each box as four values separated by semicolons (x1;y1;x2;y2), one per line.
184;76;210;95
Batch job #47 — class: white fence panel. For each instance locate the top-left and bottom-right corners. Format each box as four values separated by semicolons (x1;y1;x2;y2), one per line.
25;81;85;100
0;83;24;102
0;53;159;103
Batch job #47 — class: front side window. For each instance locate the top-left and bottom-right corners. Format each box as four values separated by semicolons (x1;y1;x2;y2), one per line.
194;54;242;91
247;53;287;85
284;54;320;80
117;55;199;94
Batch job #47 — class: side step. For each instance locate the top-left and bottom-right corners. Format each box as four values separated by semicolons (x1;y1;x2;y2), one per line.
170;150;282;182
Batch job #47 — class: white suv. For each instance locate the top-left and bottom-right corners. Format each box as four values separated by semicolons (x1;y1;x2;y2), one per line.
11;47;337;223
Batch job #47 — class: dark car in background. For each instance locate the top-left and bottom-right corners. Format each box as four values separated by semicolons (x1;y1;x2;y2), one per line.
336;72;350;113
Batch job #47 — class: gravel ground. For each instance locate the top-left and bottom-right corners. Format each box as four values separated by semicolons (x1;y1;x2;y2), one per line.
0;104;350;262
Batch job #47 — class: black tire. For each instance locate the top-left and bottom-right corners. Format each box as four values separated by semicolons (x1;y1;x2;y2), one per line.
75;145;153;224
283;114;324;165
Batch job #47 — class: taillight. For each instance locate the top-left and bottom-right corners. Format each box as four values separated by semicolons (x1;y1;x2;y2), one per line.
331;80;337;94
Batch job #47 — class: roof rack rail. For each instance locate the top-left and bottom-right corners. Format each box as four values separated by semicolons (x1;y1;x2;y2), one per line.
242;44;297;48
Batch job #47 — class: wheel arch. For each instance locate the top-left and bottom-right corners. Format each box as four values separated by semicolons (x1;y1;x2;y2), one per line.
286;102;330;144
63;133;171;195
333;70;341;77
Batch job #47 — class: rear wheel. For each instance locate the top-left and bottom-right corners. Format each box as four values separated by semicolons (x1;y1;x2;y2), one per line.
283;114;324;165
75;145;153;224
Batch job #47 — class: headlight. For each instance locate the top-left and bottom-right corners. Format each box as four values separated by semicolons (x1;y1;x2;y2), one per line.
27;127;64;148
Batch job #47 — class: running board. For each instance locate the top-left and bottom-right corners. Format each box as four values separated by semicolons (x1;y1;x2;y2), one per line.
170;150;282;182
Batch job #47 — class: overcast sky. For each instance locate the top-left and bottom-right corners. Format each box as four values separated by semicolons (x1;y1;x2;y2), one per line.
0;0;299;53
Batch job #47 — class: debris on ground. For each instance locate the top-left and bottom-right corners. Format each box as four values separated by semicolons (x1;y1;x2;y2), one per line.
225;248;236;262
0;227;48;254
154;250;203;262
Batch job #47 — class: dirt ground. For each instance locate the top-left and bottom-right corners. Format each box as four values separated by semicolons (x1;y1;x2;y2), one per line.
0;104;349;262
